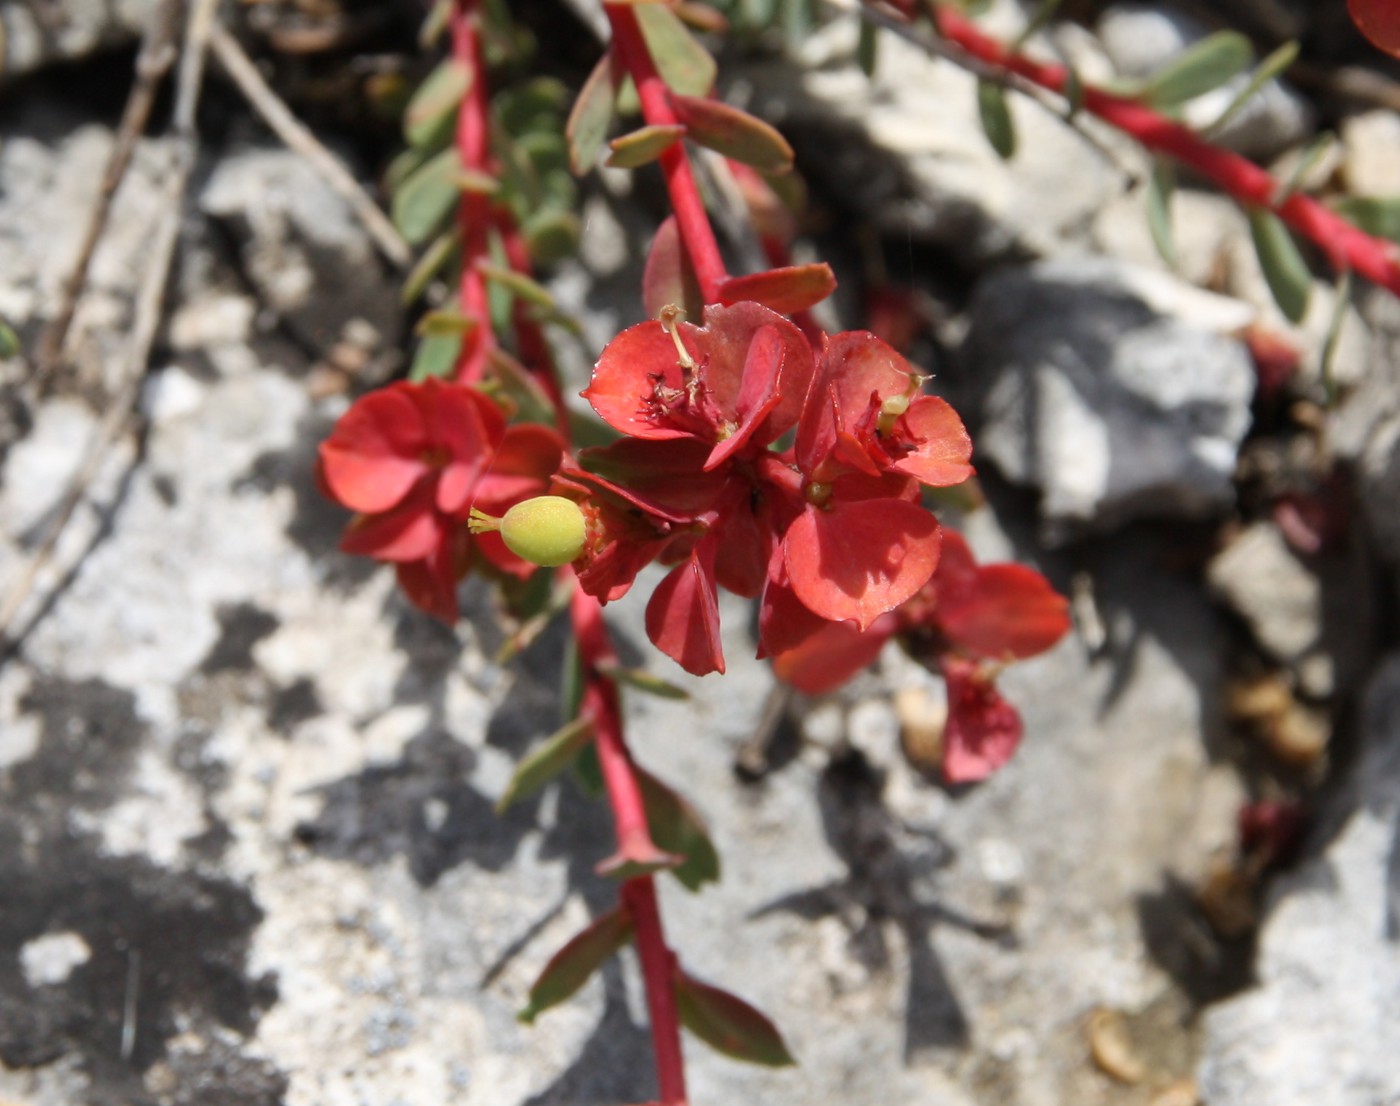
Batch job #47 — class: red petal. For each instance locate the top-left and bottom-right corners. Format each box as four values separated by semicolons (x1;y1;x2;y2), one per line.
645;542;725;676
784;499;940;631
319;388;427;513
932;531;1070;660
941;658;1024;783
771;615;895;695
712;486;776;598
889;396;974;487
583;320;695;439
704;324;783;471
472;423;565;513
395;544;461;623
697;302;814;440
797;331;913;473
340;491;444;563
579;437;728;520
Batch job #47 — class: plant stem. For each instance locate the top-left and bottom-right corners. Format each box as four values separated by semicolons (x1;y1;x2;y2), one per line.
605;3;730;304
452;0;497;382
924;4;1400;297
570;583;690;1106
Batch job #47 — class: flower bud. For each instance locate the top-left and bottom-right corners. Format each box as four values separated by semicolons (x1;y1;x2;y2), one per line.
499;495;587;567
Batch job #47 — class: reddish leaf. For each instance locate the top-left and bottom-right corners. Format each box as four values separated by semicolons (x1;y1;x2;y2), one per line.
319;388;429;513
756;548;831;659
784;498;940;631
674;971;796;1067
703;323;784;471
932;531;1070;661
941;657;1024;783
887;396;975;488
340;490;442;562
518;907;634;1024
645;542;725;675
606;123;687;168
668;93;794;174
716;263;837;315
642;215;704;321
584;320;695;441
771;615;896;695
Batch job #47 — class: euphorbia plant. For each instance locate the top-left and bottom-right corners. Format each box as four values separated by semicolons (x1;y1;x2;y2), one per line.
319;0;1069;1099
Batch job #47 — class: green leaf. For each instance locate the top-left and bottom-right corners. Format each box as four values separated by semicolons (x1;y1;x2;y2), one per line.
496;716;597;813
401;231;459;306
0;319;19;359
597;664;690;701
606;123;687;169
415;310;478;338
976;79;1016;159
567;49;619;174
1319;269;1352;408
636;2;717;96
668;94;794;174
674;972;796;1067
1013;0;1065;50
1135;31;1253;108
518;907;634;1024
1146;159;1176;267
408;332;461;382
1248;206;1312;323
485;347;557;426
1273;130;1337;204
716;263;836;314
572;743;606;798
1333;195;1400;245
476;263;556;308
1062;57;1084;118
637;769;720;892
857;19;878;77
523;208;581;266
404;59;470;148
419;0;451;48
1205;40;1298;136
393;147;460;245
385;145;432;196
497;77;569;136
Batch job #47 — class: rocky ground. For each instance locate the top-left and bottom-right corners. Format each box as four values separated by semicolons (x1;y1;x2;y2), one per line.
2;1;1399;1105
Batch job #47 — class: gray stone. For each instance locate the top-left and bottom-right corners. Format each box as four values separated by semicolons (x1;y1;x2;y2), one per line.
1208;523;1319;662
0;0;150;83
1198;655;1400;1105
964;258;1255;539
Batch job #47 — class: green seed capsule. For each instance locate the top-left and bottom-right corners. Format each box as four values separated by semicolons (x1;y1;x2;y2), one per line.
499;496;587;567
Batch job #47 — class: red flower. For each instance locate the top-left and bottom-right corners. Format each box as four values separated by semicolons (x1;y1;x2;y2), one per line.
319;378;563;621
772;530;1070;782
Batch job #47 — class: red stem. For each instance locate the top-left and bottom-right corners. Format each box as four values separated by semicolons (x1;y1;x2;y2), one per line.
452;0;497;382
570;583;689;1106
605;3;730;304
927;5;1400;297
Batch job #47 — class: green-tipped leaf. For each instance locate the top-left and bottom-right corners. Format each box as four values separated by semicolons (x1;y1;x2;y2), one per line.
1136;31;1252;108
0;320;18;359
1319;269;1352;407
523;209;582;266
637;769;720;892
477;263;556;308
497;716;596;812
597;663;690;701
636;3;717;95
518;908;634;1024
1248;207;1311;323
668;94;794;174
1013;0;1065;49
976;79;1016;159
675;972;796;1067
393;147;460;245
567;49;619;174
606;123;687;168
1146;159;1176;267
857;19;878;77
415;310;478;338
405;59;470;148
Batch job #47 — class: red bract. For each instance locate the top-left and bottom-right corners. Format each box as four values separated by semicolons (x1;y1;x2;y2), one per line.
319;378;564;621
772;529;1070;783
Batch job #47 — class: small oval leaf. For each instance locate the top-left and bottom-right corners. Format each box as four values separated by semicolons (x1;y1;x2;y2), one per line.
408;331;461;382
496;716;596;812
415;310;478;338
477;263;557;309
404;59;471;148
1248;207;1312;323
976;79;1016;159
1332;195;1400;245
1137;31;1253;108
393;147;460;245
668;94;794;174
401;231;459;306
716;263;836;315
637;768;720;892
635;2;717;96
597;663;691;701
674;972;796;1067
518;907;634;1024
567;48;619;175
606;123;687;168
1205;40;1298;136
0;319;19;359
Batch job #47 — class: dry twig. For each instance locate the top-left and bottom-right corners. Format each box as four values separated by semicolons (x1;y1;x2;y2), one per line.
209;25;413;269
0;0;220;647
